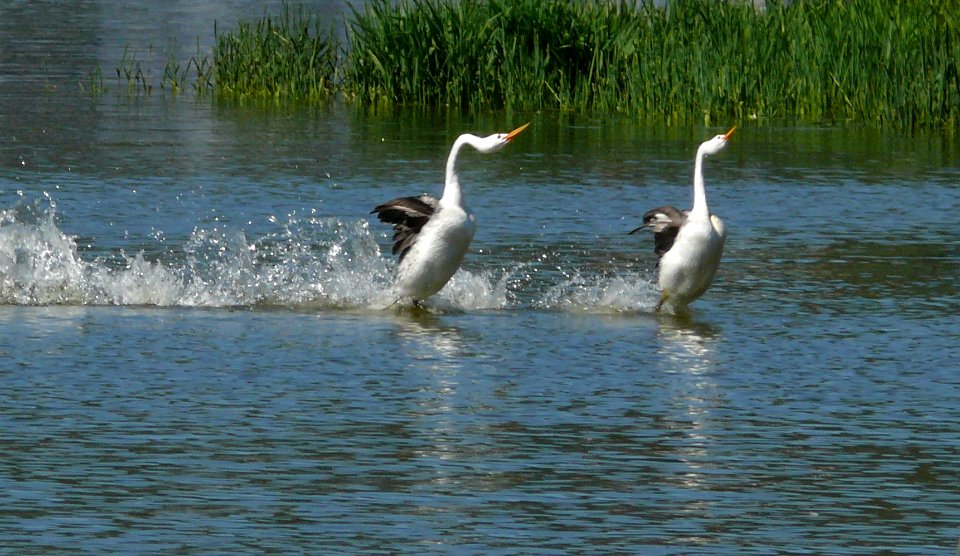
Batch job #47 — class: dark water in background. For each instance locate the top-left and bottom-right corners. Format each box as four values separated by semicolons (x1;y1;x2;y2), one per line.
2;2;960;554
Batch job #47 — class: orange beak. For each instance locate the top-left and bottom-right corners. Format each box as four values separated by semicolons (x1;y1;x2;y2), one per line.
723;126;737;141
505;122;530;142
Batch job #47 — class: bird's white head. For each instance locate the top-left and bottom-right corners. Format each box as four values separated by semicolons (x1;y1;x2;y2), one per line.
442;123;531;207
699;126;736;157
473;122;530;154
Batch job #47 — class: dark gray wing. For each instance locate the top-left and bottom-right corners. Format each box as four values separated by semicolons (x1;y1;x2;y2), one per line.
629;205;687;257
371;194;438;261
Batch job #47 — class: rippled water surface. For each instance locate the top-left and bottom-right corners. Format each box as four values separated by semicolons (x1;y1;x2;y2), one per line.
2;2;959;554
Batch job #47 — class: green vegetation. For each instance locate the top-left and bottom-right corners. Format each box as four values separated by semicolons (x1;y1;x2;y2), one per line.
83;42;212;97
213;4;338;102
116;47;154;96
89;0;960;130
344;0;650;112
344;0;960;129
81;65;106;96
162;39;214;95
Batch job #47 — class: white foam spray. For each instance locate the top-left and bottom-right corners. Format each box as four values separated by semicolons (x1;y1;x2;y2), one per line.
1;197;660;313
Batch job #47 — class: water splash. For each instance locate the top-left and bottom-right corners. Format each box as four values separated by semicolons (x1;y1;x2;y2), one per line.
0;197;87;304
536;269;660;313
0;198;399;309
430;266;518;311
175;215;395;308
1;197;660;312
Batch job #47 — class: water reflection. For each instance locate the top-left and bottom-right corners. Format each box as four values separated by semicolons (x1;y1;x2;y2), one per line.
653;316;724;495
655;315;721;375
386;312;475;495
0;305;91;342
390;310;466;370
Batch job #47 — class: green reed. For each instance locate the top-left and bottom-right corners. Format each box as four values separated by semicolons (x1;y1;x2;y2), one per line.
213;3;338;102
161;38;214;96
91;42;211;98
116;47;153;96
343;0;960;129
81;65;106;96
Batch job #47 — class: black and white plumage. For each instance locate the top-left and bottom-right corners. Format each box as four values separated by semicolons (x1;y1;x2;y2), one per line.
632;126;735;311
372;123;529;304
371;194;438;262
629;205;688;257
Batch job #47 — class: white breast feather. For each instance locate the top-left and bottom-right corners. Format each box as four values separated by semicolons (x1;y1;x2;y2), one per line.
395;206;476;299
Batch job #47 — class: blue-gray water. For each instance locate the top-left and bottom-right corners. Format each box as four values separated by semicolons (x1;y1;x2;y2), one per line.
2;2;959;554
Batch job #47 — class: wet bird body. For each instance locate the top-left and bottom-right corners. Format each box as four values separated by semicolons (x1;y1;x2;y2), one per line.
372;124;528;305
632;127;735;311
655;208;726;308
373;193;475;301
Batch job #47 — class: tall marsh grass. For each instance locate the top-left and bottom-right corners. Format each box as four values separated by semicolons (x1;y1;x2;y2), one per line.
214;4;338;102
343;0;960;129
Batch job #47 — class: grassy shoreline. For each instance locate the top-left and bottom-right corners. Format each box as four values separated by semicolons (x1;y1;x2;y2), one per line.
113;0;960;130
342;0;960;130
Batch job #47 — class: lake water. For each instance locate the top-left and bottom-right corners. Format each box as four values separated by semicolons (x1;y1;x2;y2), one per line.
2;2;959;554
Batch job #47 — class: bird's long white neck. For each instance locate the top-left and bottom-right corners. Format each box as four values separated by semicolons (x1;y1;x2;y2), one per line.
441;134;478;209
690;145;710;219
